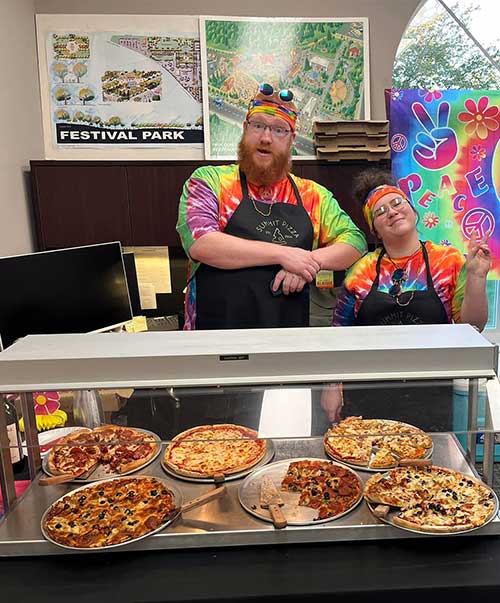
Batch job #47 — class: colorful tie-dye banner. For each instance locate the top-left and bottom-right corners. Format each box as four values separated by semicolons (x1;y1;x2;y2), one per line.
389;89;500;278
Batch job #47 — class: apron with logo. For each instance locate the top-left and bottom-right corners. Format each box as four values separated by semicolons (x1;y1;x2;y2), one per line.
356;242;448;326
195;170;314;330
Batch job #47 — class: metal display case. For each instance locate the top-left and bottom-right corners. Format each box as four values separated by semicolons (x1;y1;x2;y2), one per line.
0;323;499;557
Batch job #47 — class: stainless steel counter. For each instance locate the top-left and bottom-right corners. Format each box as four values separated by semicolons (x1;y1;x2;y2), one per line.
1;433;499;556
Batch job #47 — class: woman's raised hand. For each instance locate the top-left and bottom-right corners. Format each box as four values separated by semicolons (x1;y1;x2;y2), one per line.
466;231;491;278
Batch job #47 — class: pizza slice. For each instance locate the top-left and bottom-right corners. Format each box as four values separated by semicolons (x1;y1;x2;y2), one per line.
370;446;398;469
324;434;373;466
364;472;414;507
93;425;159;474
46;429;100;477
381;435;428;461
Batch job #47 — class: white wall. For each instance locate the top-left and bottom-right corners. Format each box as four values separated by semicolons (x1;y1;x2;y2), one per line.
0;0;44;255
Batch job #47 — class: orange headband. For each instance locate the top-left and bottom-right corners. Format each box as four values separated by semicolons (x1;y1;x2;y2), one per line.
363;185;410;231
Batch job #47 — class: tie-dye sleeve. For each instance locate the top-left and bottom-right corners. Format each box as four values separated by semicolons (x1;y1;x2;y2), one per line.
332;283;356;326
176;167;221;257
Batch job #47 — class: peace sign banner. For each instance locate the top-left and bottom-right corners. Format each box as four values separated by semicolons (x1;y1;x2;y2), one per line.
389;89;500;278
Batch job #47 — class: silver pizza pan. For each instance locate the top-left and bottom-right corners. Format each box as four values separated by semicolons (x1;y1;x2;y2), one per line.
324;420;434;472
41;475;183;551
161;438;275;483
42;427;162;483
238;457;363;526
365;473;500;536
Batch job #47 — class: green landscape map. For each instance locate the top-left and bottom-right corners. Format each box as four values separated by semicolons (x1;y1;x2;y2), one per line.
201;18;368;158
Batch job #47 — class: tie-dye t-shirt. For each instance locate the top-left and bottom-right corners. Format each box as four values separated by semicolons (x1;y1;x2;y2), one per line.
176;164;366;330
333;241;466;326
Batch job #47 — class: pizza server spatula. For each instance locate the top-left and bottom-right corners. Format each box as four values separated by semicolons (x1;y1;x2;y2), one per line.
260;476;287;529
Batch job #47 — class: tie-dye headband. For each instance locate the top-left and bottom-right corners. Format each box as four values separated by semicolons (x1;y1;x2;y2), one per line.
363;185;410;231
246;98;299;131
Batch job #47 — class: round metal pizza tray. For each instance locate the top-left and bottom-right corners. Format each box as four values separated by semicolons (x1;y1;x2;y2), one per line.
324;420;434;473
42;427;162;483
41;475;183;551
238;457;363;526
161;439;275;483
365;473;500;536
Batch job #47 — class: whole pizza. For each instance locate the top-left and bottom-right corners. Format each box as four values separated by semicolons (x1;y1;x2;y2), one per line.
163;424;267;479
281;459;362;520
364;465;497;533
46;425;159;478
42;476;176;548
324;416;433;470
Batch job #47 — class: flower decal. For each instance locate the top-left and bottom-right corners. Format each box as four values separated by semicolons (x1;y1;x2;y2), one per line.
419;87;443;103
458;96;499;140
391;88;403;101
470;144;486;162
33;391;61;415
440;239;451;246
423;212;440;229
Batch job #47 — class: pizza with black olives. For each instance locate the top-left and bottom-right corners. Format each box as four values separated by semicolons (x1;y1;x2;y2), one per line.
42;477;176;548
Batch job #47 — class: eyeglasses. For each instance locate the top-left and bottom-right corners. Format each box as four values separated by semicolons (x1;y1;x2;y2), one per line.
259;82;294;103
246;120;292;138
373;197;407;219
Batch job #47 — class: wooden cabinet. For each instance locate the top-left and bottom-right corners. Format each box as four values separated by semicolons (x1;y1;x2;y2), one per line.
127;164;197;247
31;164;131;249
30;160;387;251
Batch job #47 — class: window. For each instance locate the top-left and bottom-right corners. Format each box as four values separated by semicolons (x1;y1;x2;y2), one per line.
393;0;500;90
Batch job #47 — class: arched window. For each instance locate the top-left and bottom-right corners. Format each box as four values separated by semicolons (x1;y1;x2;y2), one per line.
393;0;500;90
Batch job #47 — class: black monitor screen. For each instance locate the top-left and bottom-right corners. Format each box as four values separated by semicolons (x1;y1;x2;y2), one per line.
0;242;132;350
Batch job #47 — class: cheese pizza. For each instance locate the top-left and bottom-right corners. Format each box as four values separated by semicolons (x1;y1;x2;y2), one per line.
163;424;267;478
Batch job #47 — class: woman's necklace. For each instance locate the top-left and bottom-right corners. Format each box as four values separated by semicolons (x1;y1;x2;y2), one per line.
385;243;422;278
385;243;422;307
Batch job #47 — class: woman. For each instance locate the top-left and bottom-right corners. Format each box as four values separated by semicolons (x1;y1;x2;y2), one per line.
333;169;490;329
321;168;491;429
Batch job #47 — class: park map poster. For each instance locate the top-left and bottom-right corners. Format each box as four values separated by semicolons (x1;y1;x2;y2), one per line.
36;14;204;159
200;16;370;159
390;89;500;328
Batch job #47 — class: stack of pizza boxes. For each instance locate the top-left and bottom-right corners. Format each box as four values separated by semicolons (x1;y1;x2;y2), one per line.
313;120;390;161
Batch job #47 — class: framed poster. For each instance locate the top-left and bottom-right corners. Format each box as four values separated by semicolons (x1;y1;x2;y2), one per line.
36;14;204;159
200;16;370;160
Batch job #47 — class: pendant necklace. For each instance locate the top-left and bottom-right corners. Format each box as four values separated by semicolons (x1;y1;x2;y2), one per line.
385;243;422;279
385;243;422;307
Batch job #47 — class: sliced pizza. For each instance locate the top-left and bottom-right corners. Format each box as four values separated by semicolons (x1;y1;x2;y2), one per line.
163;424;267;478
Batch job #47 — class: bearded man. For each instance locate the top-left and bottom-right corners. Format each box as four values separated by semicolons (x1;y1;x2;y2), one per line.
176;83;366;330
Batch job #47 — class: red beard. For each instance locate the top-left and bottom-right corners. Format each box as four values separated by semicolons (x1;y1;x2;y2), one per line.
237;136;292;186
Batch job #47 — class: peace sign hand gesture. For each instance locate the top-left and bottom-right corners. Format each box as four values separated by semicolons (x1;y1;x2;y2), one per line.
466;231;491;279
411;101;458;170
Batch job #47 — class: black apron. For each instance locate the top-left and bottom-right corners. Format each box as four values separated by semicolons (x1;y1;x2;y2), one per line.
345;241;452;431
356;241;449;326
195;170;314;330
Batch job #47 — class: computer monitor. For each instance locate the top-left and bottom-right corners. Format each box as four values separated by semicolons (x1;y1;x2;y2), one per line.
122;252;142;317
0;242;133;350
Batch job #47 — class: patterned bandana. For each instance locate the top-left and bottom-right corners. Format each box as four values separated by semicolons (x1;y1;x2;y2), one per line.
246;90;299;131
363;185;411;232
